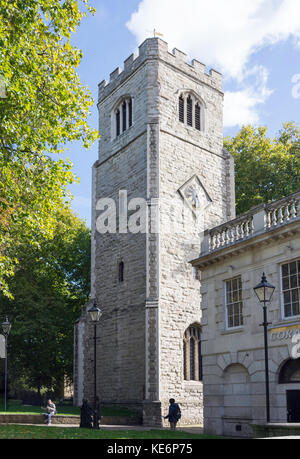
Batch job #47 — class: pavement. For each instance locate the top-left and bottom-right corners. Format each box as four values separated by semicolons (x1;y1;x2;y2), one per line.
14;423;204;434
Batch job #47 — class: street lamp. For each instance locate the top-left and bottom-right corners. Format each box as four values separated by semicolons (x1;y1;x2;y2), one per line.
1;317;11;412
88;300;102;429
254;273;275;423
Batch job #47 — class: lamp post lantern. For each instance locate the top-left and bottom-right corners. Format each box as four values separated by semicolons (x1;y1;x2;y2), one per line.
88;300;102;429
1;317;11;412
253;273;275;423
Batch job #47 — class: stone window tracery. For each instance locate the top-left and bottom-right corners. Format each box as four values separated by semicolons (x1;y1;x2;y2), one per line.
113;96;133;138
183;325;202;381
178;92;205;131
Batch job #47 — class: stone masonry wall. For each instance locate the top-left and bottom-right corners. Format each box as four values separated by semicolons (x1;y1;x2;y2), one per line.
156;45;233;425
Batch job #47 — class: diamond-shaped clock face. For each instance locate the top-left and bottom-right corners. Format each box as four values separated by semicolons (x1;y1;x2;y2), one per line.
178;175;212;216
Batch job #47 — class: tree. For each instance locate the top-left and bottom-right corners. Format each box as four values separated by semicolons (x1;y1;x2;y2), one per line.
0;207;91;395
0;0;98;297
224;122;300;215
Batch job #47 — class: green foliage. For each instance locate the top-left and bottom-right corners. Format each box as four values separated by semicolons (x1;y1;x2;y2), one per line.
0;207;91;392
0;0;98;297
224;122;300;216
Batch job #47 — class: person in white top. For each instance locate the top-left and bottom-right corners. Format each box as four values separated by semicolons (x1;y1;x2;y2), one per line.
42;399;56;425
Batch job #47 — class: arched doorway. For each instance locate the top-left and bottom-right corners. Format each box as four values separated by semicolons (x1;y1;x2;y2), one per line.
279;358;300;422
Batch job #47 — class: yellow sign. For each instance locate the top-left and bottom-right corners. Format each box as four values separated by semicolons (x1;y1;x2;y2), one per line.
270;324;300;341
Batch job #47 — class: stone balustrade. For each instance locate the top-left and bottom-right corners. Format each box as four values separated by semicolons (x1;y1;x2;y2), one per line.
201;191;300;255
265;192;300;229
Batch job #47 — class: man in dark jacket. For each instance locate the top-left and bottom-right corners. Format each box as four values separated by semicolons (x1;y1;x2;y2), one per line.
164;398;181;430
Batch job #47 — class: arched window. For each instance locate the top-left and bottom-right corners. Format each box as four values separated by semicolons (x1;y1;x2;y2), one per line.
118;261;124;283
114;96;133;138
178;93;205;132
279;358;300;384
183;325;202;381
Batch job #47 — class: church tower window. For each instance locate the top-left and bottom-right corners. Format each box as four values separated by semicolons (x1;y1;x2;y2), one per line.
119;261;124;283
178;93;205;132
195;103;201;131
129;98;133;127
122;101;127;132
183;325;202;381
116;109;120;137
114;96;133;138
179;96;184;123
186;95;193;127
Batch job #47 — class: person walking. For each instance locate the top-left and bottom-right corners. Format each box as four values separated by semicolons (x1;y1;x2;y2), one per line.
164;398;181;431
42;399;57;425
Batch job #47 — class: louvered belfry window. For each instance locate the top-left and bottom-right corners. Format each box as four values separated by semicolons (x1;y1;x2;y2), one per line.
187;96;193;126
122;101;127;132
179;96;184;123
116;109;120;136
195;103;201;131
129;99;133;127
178;94;204;132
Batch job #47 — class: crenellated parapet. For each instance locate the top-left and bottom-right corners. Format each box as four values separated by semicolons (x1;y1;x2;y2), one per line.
98;37;223;102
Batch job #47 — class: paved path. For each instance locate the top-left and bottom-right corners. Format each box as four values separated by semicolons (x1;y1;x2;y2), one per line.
177;425;204;435
15;423;204;433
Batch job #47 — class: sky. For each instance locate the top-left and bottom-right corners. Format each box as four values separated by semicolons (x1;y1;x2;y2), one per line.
67;0;300;225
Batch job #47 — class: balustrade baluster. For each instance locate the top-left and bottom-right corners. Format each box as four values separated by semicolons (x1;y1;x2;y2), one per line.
278;206;284;224
284;204;290;222
272;209;277;227
291;200;296;219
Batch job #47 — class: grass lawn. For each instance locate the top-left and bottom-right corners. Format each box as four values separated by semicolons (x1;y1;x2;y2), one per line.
0;425;222;439
0;400;136;417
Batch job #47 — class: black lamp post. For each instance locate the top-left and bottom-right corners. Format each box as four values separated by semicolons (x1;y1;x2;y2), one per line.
253;273;275;423
1;317;11;412
88;300;102;429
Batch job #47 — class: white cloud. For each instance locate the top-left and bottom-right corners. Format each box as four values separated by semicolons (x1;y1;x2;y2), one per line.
224;66;273;127
127;0;300;126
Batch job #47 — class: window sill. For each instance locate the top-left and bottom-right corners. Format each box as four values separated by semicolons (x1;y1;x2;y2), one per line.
178;121;204;135
112;124;134;142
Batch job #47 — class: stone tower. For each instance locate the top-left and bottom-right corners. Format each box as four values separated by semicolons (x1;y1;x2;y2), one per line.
74;37;235;425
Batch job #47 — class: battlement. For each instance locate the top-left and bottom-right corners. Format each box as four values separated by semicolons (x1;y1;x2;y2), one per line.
98;38;223;102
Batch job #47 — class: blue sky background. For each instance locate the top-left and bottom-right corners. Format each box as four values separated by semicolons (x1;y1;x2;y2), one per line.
67;0;300;225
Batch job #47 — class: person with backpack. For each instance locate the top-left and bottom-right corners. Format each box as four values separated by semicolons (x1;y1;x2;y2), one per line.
164;398;181;430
